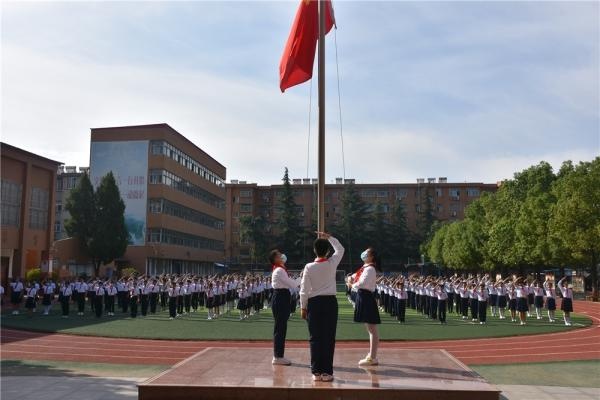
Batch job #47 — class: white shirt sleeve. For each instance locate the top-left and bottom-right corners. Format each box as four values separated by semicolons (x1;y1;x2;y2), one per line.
299;268;313;310
327;236;345;268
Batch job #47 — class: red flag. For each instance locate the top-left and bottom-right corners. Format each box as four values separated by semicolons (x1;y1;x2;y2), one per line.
279;0;335;93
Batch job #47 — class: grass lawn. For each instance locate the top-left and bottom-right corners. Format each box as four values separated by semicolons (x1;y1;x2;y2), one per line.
472;360;600;388
0;292;591;341
0;359;168;378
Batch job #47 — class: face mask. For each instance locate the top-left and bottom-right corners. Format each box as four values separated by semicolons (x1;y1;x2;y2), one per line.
280;254;288;264
360;250;369;262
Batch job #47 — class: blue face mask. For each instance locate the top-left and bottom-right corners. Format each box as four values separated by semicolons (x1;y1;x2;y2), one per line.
280;254;288;264
360;250;369;262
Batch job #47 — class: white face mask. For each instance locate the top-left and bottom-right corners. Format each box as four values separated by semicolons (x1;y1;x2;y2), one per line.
360;250;369;262
280;254;288;264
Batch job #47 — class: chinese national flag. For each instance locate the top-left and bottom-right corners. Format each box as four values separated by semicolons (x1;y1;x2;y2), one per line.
279;0;335;93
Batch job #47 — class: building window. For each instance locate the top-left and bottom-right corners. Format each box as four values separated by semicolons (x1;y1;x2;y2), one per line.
148;169;225;209
449;188;460;200
146;228;224;251
55;201;62;215
1;179;22;227
240;204;253;213
377;190;388;198
360;190;377;198
148;198;224;230
54;221;62;233
396;189;408;200
435;188;443;197
149;140;225;188
240;190;252;198
29;187;49;230
467;188;480;197
437;204;443;213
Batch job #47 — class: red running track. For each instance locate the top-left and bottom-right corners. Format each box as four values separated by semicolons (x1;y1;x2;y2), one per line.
2;300;598;366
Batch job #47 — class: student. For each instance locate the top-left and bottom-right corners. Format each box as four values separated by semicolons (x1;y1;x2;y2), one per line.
434;283;448;324
459;282;470;320
150;279;160;314
10;277;24;315
129;283;139;318
141;279;151;317
532;281;545;320
191;278;199;313
183;280;192;314
558;276;574;326
496;280;508;319
351;247;381;367
488;279;498;318
206;282;215;320
515;277;529;325
507;281;518;322
105;282;117;316
24;282;37;317
445;279;455;314
60;281;72;318
41;281;53;315
168;281;178;320
77;279;88;316
300;232;344;382
94;283;105;318
475;283;489;324
543;279;556;322
270;249;301;366
395;280;408;323
469;284;478;322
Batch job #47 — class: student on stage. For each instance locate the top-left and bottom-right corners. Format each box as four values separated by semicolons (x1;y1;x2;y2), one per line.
300;232;344;382
351;247;381;366
270;249;301;366
558;276;574;326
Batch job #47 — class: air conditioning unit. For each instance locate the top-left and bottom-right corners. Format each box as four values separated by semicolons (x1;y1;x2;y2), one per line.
231;179;239;184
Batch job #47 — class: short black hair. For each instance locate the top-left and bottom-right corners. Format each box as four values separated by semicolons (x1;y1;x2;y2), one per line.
313;238;330;257
268;249;280;265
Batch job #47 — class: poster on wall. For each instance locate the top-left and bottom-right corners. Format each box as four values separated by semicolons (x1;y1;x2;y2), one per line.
90;140;148;246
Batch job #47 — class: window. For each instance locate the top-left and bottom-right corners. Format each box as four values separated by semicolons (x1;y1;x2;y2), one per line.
146;228;224;251
55;201;62;215
148;169;225;209
149;140;225;188
437;204;443;213
29;187;49;230
360;190;377;198
450;204;459;217
435;188;443;197
1;180;22;227
377;190;388;198
54;221;61;233
147;198;225;230
396;189;408;200
467;188;480;197
56;178;63;192
449;188;460;200
240;190;252;198
240;204;253;213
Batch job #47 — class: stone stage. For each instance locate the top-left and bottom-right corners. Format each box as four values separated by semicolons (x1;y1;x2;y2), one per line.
138;347;500;400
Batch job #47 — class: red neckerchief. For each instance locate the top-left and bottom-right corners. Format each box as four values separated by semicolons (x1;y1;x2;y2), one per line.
314;257;328;263
272;264;288;275
354;263;373;283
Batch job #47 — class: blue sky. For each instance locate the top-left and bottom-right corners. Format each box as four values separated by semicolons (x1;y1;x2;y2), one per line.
2;1;598;185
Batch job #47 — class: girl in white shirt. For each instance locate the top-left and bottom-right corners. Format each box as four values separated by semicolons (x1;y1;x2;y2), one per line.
558;277;574;326
543;280;556;322
351;247;381;367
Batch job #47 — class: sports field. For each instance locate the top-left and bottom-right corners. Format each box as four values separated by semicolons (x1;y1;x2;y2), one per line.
1;292;591;341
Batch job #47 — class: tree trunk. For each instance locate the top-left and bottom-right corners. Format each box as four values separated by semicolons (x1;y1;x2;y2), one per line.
591;251;598;301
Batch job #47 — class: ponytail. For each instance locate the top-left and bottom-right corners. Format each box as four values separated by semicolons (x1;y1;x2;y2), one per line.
368;247;383;272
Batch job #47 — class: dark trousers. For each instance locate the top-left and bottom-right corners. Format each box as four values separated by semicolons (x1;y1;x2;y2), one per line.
77;293;85;313
177;296;184;314
438;299;447;323
191;293;199;311
307;295;338;375
169;297;177;318
141;294;149;316
396;299;406;322
478;301;487;322
461;297;469;317
150;293;158;313
470;298;478;320
106;296;115;313
184;295;191;313
61;295;70;316
121;292;129;313
430;296;438;320
272;289;291;358
94;297;103;318
447;293;454;313
160;292;168;308
130;296;138;318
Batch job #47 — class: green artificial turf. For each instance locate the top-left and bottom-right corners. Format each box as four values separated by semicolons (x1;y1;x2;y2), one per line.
472;360;600;388
0;292;591;341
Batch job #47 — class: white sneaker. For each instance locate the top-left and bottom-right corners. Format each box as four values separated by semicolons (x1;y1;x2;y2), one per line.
207;316;212;320
272;357;292;366
312;374;321;382
358;356;379;366
320;373;334;382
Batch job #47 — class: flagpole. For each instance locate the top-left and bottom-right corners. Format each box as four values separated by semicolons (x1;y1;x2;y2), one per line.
317;0;326;233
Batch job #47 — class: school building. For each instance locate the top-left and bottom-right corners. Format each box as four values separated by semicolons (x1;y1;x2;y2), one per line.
225;178;499;267
0;142;62;282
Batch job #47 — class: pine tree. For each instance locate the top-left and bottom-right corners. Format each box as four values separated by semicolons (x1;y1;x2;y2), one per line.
277;168;301;261
334;183;370;267
240;215;270;265
369;202;390;257
64;173;96;259
389;200;411;263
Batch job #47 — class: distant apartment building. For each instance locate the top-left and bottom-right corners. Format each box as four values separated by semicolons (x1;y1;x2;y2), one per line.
54;165;89;241
225;177;498;266
1;143;62;281
80;123;226;277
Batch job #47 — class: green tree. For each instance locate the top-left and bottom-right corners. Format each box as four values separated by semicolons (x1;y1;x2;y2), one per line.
334;183;369;266
240;215;270;265
389;200;412;263
368;202;390;257
550;157;600;297
88;172;129;277
65;173;96;257
277;168;301;261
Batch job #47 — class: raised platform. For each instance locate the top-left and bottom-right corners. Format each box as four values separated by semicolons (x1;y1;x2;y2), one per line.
138;347;500;400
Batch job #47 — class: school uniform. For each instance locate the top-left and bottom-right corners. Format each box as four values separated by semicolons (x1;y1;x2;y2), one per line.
459;287;470;318
168;286;178;318
515;285;529;312
10;281;23;306
469;288;479;320
129;286;139;318
106;286;117;315
87;284;96;312
507;285;517;312
150;283;160;313
300;236;344;376
445;282;455;313
497;285;508;309
77;282;88;314
272;264;301;359
533;287;544;308
60;285;72;316
191;281;199;311
435;288;448;323
488;283;498;313
352;264;380;325
559;286;573;313
94;286;105;317
42;284;53;308
140;283;150;316
25;287;38;310
476;288;488;323
395;286;408;322
544;284;556;311
183;283;192;313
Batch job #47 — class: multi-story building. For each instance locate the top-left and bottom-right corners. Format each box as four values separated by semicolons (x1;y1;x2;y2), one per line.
80;123;226;276
1;143;62;281
225;177;498;267
54;165;89;241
